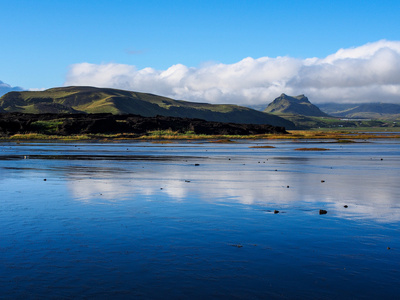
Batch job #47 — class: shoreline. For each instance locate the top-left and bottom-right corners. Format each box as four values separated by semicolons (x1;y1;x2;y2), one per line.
1;129;400;142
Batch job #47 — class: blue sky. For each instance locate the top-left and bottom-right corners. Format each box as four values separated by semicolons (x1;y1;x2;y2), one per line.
1;0;400;104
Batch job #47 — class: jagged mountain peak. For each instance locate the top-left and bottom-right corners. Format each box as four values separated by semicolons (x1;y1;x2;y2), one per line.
264;94;329;117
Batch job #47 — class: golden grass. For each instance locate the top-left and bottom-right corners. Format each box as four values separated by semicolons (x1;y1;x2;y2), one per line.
1;129;399;141
7;133;92;140
284;130;400;140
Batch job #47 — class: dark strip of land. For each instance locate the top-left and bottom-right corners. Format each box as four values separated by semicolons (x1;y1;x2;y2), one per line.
0;113;287;138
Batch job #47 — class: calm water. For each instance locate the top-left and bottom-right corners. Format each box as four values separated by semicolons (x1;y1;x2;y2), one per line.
1;139;399;299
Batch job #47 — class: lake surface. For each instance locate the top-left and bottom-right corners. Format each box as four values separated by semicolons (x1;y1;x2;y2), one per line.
1;139;399;299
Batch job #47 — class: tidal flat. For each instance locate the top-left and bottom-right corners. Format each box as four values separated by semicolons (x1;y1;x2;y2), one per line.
1;139;400;299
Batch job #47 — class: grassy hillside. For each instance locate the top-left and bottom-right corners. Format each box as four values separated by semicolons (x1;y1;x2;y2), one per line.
0;86;295;128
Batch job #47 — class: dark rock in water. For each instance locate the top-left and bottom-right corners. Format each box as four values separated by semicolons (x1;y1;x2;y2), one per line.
344;205;348;208
195;164;200;166
319;209;328;215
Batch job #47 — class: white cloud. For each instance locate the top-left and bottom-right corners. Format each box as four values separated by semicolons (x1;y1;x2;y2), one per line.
65;40;400;105
0;80;24;97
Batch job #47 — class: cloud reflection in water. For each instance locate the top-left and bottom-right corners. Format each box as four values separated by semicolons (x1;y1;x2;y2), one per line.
65;154;400;223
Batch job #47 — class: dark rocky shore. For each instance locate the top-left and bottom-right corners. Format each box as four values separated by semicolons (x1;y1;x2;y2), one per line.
0;113;288;137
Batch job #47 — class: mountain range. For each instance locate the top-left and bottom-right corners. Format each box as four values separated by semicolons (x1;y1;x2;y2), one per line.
254;94;400;122
318;103;400;120
1;86;399;130
259;93;399;129
0;86;294;128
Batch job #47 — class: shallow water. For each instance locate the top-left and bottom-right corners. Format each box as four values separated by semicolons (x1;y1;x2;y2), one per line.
1;139;400;299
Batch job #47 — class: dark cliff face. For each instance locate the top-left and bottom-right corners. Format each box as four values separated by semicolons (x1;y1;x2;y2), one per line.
0;113;288;137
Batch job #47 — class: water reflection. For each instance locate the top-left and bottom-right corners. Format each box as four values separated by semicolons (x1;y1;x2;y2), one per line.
40;145;398;223
1;141;400;223
1;140;400;299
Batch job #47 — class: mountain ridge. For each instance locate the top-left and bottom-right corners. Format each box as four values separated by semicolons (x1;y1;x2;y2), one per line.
0;86;295;128
318;102;400;119
264;93;330;117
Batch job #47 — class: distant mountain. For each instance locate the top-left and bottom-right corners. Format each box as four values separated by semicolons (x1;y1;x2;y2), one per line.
264;94;329;117
318;102;400;120
244;104;266;111
0;86;295;128
0;80;24;97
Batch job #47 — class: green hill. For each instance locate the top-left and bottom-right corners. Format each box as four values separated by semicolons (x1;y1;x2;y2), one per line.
0;86;294;128
264;94;329;117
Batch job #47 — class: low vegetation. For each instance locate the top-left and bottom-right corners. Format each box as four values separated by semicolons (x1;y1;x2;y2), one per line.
30;120;63;134
2;128;399;141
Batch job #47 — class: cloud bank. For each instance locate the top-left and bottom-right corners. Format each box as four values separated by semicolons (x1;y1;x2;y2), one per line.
65;40;400;105
0;81;24;97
